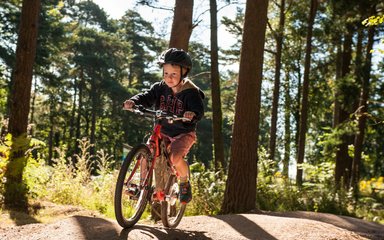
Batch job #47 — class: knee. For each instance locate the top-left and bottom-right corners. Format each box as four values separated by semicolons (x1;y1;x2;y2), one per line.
170;153;183;165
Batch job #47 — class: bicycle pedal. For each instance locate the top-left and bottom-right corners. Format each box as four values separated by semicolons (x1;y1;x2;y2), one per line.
125;183;139;199
127;188;139;196
152;191;165;201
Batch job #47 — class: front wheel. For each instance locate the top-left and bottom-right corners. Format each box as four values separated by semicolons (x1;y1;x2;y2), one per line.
161;174;187;228
114;144;152;228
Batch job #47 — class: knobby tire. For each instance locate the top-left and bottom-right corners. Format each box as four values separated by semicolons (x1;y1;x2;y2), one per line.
114;144;152;228
161;174;187;228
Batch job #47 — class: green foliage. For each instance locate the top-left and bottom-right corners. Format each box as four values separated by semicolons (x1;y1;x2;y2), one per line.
0;134;10;200
21;138;117;217
24;157;50;199
45;146;87;205
356;177;384;223
186;163;226;215
316;120;357;163
257;151;302;211
1;0;384;224
2;134;383;224
362;15;384;26
0;87;6;115
256;152;384;223
90;149;116;215
0;133;45;209
362;15;384;54
2;134;31;209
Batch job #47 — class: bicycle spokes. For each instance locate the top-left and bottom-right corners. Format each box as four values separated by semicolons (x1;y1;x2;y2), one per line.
114;144;152;228
161;175;187;228
167;182;179;206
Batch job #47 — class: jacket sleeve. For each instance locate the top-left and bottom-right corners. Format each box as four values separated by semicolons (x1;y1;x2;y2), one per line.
129;82;160;108
187;89;204;123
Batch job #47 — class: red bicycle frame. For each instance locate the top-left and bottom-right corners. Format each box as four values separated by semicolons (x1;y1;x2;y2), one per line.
126;122;178;202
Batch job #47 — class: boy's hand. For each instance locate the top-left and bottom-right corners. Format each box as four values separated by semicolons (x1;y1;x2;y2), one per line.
183;111;196;122
123;100;135;110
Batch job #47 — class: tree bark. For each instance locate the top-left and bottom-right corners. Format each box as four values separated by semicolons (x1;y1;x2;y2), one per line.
74;69;85;161
8;1;40;137
169;0;193;50
5;0;41;210
296;0;317;187
29;76;38;135
90;78;97;159
210;0;226;172
332;41;342;128
269;0;286;162
351;26;374;190
283;70;291;178
334;24;354;187
221;0;269;214
48;96;54;165
68;77;77;157
151;0;195;220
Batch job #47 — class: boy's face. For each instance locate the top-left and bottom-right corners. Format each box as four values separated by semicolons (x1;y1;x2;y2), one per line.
163;64;183;88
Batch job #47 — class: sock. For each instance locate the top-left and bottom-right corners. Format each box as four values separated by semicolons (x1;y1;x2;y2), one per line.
179;176;188;183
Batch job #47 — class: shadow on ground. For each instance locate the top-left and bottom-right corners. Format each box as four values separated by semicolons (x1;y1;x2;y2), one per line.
120;225;211;240
262;211;384;240
74;215;211;240
211;214;278;240
8;209;41;226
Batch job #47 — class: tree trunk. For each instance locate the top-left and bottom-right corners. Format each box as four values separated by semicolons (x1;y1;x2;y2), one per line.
210;0;225;172
5;0;41;210
332;41;342;128
6;72;14;118
351;26;374;190
48;96;54;165
74;69;84;161
296;0;317;187
169;0;193;50
349;28;363;189
90;79;97;159
283;70;291;178
128;63;133;87
269;0;286;162
221;0;269;214
334;24;354;187
68;77;77;157
294;57;301;164
29;75;38;135
151;0;194;219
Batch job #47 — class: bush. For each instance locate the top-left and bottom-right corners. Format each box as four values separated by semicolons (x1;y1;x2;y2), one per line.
186;162;225;216
3;133;382;224
22;138;118;218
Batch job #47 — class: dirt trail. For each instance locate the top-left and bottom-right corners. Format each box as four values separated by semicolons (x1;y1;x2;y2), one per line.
0;210;383;240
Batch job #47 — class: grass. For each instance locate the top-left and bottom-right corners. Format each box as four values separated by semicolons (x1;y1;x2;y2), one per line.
1;138;383;226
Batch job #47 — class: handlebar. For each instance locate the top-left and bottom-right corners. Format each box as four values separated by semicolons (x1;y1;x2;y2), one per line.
125;105;191;122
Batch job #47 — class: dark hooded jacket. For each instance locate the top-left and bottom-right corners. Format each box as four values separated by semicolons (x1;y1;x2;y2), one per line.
130;79;205;137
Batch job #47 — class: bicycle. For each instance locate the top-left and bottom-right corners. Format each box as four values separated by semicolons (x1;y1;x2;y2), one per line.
114;105;191;228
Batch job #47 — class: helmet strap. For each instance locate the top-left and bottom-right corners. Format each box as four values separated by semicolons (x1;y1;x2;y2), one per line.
174;66;184;87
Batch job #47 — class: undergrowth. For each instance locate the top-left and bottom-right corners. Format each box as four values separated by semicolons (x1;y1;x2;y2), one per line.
22;138;118;218
256;156;384;224
1;136;383;224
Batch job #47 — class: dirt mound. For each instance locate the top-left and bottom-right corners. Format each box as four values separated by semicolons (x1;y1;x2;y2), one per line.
0;211;383;240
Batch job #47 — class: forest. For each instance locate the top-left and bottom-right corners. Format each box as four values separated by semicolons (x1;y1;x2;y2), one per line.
0;0;383;224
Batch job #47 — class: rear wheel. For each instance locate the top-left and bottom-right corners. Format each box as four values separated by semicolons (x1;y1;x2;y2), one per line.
161;174;186;228
114;144;152;228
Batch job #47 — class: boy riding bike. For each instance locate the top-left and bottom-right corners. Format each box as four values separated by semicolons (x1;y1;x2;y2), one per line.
123;48;205;204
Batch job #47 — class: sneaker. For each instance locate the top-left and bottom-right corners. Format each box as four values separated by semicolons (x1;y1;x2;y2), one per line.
179;181;192;204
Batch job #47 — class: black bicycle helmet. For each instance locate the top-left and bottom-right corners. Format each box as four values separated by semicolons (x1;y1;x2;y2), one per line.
158;48;192;75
